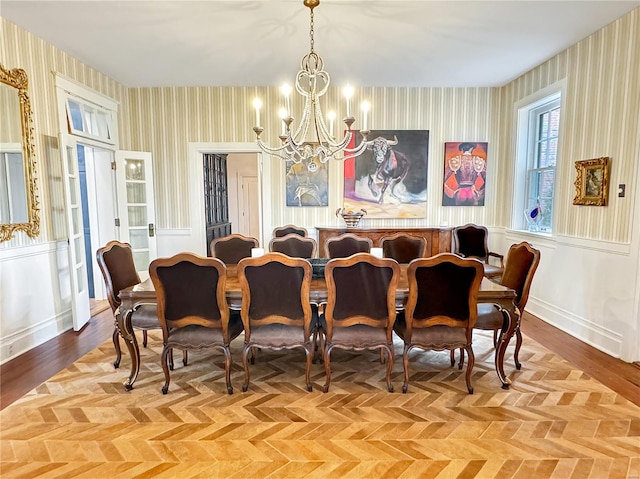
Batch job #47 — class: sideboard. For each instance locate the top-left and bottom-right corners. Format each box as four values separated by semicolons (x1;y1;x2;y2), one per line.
316;227;452;258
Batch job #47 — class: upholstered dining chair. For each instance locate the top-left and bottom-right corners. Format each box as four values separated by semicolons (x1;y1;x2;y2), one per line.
272;224;308;238
211;234;259;264
454;241;541;374
237;253;316;392
453;224;504;280
394;253;484;394
149;253;243;395
380;233;428;263
322;253;400;393
268;233;318;259
324;233;373;259
96;240;161;369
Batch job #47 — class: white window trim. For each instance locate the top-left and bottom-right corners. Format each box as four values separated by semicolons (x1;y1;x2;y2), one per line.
54;74;119;147
512;78;567;235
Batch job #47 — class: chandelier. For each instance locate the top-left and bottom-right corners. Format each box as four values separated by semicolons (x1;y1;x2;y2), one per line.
252;0;373;164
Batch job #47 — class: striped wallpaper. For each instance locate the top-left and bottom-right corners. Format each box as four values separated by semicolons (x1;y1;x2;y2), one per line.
127;85;498;231
496;9;639;243
1;7;638;246
0;17;129;249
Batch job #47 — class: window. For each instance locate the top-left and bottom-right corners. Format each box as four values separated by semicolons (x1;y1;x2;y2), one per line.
66;97;114;144
515;91;561;233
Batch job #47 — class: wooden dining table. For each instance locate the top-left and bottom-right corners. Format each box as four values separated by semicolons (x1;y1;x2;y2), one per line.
117;264;517;391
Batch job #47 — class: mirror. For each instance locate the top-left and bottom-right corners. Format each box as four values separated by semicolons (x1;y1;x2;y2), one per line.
0;64;39;241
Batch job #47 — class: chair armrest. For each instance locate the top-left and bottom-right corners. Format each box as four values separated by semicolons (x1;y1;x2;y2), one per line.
488;252;504;269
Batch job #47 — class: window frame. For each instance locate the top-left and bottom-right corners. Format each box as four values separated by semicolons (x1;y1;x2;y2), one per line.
513;81;565;234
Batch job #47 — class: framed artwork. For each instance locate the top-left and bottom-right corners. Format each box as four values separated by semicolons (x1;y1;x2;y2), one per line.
285;142;329;207
573;157;610;206
343;130;429;218
443;142;487;206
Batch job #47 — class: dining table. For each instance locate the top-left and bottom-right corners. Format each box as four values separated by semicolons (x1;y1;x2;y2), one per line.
117;264;517;391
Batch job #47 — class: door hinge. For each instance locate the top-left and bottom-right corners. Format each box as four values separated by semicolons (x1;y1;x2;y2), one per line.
114;218;120;227
111;161;116;170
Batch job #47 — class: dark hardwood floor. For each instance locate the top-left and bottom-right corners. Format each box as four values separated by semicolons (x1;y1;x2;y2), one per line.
1;308;639;410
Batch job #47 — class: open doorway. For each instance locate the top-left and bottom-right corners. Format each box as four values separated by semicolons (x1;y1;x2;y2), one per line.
227;152;260;240
189;142;269;256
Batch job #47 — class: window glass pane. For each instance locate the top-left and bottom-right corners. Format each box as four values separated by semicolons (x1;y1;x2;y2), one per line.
96;111;110;139
83;107;96;135
74;237;83;261
76;265;86;294
539;111;549;139
68;177;77;205
72;206;81;235
130;229;149;250
126;182;146;203
67;100;84;131
550;108;560;136
128;206;147;226
125;160;145;180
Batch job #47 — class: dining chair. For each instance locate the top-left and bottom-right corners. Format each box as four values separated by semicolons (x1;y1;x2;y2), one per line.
380;233;428;263
272;224;308;238
454;241;541;374
324;233;373;259
211;233;259;264
394;253;484;394
149;253;244;394
268;233;317;259
322;253;400;393
453;223;504;280
237;252;316;391
96;240;162;369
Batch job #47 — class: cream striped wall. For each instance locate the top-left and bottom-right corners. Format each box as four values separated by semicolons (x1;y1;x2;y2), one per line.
128;85;499;232
496;8;640;243
0;17;129;250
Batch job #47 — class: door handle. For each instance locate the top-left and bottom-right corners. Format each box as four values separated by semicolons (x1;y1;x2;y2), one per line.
148;223;155;237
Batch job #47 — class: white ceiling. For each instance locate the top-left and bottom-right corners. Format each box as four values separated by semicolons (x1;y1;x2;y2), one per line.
1;1;638;88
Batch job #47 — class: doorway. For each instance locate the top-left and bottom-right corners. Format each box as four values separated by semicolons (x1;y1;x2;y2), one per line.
227;152;260;240
189;142;269;256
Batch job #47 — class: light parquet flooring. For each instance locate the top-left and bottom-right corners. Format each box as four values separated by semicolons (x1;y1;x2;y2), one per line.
1;330;639;479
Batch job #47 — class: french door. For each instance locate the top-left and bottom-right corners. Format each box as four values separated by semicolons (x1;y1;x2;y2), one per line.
115;151;157;280
60;135;91;331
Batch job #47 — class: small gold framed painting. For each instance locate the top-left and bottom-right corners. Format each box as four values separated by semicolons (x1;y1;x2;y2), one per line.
573;157;610;206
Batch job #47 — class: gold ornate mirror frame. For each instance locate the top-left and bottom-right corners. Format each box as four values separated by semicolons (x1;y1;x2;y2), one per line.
0;64;40;241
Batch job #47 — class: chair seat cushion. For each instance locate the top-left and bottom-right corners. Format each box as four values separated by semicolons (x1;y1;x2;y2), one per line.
249;323;310;348
394;315;467;349
130;304;160;330
483;263;503;277
167;314;243;349
331;324;389;348
475;303;507;330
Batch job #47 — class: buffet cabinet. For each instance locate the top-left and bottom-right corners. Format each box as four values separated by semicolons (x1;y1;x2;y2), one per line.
316;227;452;258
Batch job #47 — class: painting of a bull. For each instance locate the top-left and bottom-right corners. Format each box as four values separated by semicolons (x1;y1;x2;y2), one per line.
366;136;409;203
343;130;429;218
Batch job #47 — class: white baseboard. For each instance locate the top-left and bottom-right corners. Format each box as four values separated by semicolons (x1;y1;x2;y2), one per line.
527;296;623;358
0;310;73;364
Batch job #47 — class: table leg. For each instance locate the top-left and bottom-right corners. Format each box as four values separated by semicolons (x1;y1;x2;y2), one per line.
115;308;140;391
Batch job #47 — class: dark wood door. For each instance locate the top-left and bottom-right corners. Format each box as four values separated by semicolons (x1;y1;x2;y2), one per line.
203;153;231;255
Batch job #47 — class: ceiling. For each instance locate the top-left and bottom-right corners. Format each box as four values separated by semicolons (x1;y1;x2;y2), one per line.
2;1;638;88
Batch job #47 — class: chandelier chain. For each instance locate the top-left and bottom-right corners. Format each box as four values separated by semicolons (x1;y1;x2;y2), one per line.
309;9;315;54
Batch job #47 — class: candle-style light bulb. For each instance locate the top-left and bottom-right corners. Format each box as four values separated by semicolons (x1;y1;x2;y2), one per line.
253;98;262;127
279;107;288;135
280;83;292;115
343;85;354;117
327;110;336;137
361;101;370;131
